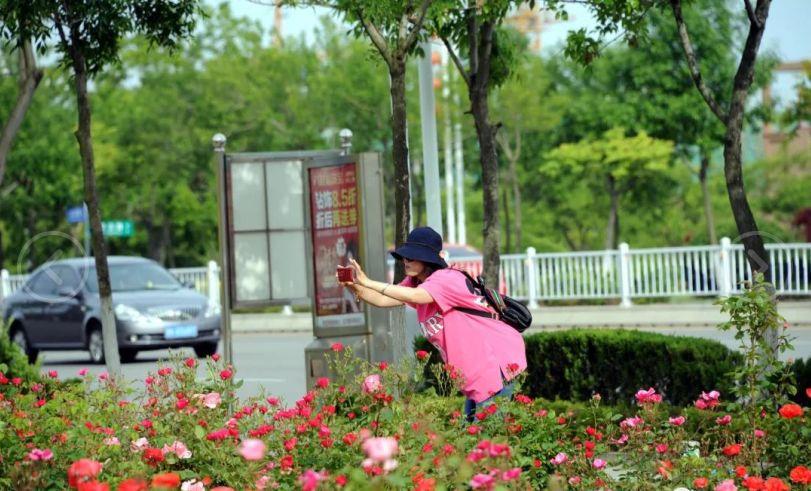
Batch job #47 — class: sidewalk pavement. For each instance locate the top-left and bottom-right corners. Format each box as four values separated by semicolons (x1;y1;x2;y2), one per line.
232;300;811;333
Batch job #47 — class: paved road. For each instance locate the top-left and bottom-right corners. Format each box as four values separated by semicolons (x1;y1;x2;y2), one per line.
40;334;311;405
40;327;811;405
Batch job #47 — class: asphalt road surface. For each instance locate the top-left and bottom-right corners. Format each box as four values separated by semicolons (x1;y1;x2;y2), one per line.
40;328;810;405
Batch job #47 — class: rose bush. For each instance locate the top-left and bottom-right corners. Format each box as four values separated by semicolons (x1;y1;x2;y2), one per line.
0;344;808;490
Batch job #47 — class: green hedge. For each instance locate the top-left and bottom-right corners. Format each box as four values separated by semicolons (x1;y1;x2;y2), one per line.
415;328;743;407
0;321;41;385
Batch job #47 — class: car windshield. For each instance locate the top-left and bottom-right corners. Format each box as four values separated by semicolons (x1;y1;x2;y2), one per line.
82;263;182;292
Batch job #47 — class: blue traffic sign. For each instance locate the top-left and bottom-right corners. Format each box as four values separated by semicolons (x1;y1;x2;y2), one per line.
66;205;87;224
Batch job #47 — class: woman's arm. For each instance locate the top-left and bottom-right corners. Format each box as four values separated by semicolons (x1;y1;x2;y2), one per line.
357;276;434;305
352;284;405;308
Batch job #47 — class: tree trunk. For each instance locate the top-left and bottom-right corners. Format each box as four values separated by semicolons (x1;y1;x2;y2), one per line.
389;60;411;283
509;154;522;252
699;153;717;245
26;205;36;270
604;175;619;251
163;220;174;268
502;184;511;253
70;46;121;376
723;0;772;281
497;129;523;253
0;41;43;188
468;19;501;285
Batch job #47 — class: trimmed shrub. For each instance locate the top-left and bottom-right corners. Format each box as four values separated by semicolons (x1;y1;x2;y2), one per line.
0;321;41;385
415;328;743;407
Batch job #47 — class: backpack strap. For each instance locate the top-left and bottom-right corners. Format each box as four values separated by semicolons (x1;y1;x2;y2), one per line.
450;269;501;320
452;306;499;320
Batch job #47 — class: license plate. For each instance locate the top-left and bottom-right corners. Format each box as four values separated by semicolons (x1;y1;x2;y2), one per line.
165;324;198;339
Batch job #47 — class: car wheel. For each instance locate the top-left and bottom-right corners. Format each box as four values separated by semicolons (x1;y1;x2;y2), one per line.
119;348;138;363
193;341;218;358
10;327;39;364
87;328;105;364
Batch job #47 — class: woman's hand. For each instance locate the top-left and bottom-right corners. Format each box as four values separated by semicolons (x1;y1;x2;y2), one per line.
348;258;369;286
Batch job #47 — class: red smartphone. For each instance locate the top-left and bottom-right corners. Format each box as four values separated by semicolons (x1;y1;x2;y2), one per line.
336;266;354;283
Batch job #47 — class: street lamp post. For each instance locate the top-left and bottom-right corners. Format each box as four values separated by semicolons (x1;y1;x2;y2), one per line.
212;133;233;365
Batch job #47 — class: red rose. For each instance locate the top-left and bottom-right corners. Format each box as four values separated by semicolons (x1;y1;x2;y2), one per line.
316;377;329;389
67;459;103;488
335;475;348;486
764;477;789;491
117;478;148;491
742;476;764;490
48;370;58;378
693;477;708;489
143;448;165;466
735;465;748;478
790;465;811;484
331;342;344;352
806;387;811;398
722;443;741;457
151;472;181;489
184;358;196;368
415;350;429;361
778;403;803;419
77;482;110;491
378;361;389;371
211;353;220;361
219;369;233;380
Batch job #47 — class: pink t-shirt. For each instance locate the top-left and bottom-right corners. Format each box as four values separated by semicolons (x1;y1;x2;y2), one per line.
400;268;527;403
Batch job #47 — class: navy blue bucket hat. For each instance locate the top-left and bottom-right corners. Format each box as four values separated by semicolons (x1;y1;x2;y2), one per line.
391;227;448;269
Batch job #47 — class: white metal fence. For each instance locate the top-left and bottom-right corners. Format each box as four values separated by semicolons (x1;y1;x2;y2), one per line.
2;239;809;309
385;238;811;307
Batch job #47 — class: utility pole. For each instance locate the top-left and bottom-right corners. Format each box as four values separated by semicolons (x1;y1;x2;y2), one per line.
417;40;443;234
452;65;466;245
441;48;457;243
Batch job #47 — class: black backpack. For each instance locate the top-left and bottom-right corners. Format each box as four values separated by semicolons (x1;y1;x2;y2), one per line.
451;269;533;333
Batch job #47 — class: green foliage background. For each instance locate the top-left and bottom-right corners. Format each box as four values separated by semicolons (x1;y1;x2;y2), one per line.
0;1;808;272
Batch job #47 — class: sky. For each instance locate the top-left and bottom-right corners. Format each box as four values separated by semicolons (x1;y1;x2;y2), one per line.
228;0;811;108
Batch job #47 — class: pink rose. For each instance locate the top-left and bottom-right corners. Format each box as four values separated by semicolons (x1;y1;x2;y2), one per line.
655;444;668;454
202;392;221;409
362;437;398;462
181;479;206;491
501;468;521;481
470;473;496;489
635;387;662;404
130;437;150;452
715;479;738;491
27;448;53;461
103;437;120;446
299;470;326;491
620;416;644;429
550;452;568;465
361;374;382;394
754;429;765;438
163;440;192;459
238;438;266;461
78;368;89;376
669;416;686;426
592;458;607;469
716;414;732;426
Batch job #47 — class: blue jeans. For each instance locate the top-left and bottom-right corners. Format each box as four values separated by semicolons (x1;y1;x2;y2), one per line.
464;380;515;423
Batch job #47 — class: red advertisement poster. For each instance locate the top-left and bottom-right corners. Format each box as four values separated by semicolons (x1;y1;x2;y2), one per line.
309;163;365;327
